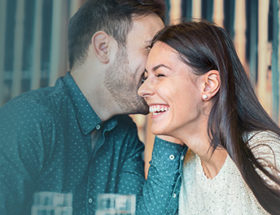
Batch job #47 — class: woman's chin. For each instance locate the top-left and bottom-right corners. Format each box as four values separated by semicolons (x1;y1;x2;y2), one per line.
151;127;170;136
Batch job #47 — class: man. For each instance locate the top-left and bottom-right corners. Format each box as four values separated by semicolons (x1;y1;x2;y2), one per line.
0;0;186;214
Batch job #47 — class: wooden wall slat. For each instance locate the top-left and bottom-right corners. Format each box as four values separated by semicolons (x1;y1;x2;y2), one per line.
213;0;224;26
271;0;279;123
192;0;202;20
0;0;7;106
49;0;68;86
234;0;247;68
31;0;43;90
11;0;25;98
258;0;270;112
249;0;258;86
170;0;182;24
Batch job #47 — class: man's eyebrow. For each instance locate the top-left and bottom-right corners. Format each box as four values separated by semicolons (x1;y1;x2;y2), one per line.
152;64;171;71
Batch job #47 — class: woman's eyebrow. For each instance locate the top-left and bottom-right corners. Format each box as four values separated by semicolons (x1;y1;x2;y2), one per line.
152;64;171;71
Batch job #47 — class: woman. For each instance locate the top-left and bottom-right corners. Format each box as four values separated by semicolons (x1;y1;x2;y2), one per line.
138;21;280;214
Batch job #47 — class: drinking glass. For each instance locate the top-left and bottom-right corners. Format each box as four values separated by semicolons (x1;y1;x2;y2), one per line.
31;191;73;215
96;193;136;215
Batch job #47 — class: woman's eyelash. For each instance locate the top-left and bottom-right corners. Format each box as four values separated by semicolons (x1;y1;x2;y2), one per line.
141;72;165;83
156;73;165;77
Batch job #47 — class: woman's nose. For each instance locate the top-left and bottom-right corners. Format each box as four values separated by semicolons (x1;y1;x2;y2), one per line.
138;79;154;98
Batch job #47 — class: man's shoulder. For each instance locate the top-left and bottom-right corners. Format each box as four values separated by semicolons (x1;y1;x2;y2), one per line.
111;115;144;152
114;115;138;130
110;115;140;140
0;84;70;124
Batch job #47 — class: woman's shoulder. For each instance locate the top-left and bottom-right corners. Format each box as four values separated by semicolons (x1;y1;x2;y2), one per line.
247;130;280;160
247;130;280;189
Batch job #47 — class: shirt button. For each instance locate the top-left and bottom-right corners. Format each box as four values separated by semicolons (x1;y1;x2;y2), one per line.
180;155;184;161
96;124;101;130
88;198;93;204
169;154;175;160
173;193;177;198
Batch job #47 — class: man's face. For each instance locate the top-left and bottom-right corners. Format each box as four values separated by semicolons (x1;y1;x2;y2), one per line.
104;14;164;115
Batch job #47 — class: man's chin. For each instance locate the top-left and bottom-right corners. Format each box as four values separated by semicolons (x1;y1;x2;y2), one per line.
136;108;149;115
129;107;149;115
129;103;149;115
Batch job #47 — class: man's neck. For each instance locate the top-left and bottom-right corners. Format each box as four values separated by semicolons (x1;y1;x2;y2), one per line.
71;68;121;121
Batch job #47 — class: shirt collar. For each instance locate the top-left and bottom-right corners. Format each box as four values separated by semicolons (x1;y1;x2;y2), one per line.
60;72;118;135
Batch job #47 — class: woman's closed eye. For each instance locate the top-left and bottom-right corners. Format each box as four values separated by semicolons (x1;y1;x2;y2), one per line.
141;69;167;83
155;73;166;78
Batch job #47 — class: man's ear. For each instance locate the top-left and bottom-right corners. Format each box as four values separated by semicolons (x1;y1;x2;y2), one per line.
91;31;111;64
201;70;220;101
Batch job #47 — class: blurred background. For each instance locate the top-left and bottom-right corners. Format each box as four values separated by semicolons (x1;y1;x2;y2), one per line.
0;0;279;172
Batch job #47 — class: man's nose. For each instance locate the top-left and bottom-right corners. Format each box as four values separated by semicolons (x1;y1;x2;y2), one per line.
138;79;154;98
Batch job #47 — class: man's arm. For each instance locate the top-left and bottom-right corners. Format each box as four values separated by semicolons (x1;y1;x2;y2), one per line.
138;137;187;215
0;101;52;215
117;125;187;215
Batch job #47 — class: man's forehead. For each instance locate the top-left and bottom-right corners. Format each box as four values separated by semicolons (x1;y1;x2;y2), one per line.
129;14;164;35
124;14;164;50
131;13;164;26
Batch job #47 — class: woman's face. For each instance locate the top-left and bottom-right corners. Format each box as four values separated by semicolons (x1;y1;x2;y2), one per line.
138;41;205;137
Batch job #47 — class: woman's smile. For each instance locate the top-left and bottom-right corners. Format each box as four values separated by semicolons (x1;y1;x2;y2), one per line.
149;104;170;117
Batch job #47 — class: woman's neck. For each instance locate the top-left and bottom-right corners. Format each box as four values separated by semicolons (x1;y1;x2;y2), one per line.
178;126;228;179
200;148;228;179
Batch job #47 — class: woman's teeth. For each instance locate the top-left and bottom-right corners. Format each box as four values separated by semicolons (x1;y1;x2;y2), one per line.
149;105;169;115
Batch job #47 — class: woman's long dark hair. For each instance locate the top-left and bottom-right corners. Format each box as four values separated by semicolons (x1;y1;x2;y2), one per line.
151;21;280;214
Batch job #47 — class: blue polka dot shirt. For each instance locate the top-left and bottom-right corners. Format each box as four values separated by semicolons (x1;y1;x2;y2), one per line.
0;72;187;215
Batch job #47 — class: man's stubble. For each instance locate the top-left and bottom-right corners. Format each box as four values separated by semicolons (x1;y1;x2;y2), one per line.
104;47;149;115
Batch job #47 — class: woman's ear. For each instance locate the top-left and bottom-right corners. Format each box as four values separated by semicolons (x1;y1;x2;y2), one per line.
201;70;220;101
91;31;111;64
